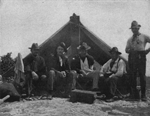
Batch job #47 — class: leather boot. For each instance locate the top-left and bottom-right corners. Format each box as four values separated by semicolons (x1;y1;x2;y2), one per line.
133;88;140;100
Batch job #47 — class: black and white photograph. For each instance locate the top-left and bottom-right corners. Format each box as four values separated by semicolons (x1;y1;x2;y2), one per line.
0;0;150;115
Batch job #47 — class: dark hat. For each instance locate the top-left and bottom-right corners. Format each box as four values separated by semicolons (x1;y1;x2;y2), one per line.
109;47;121;55
59;42;67;52
130;20;141;29
77;42;91;50
29;43;40;50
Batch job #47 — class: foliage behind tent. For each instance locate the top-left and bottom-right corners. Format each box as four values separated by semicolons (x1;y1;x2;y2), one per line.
0;53;15;81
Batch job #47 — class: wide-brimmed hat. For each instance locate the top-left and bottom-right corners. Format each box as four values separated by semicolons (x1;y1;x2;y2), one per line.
130;20;141;29
77;42;91;50
109;47;121;55
29;43;40;50
59;42;67;52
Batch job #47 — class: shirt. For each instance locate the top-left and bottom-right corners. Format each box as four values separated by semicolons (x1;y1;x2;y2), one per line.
71;54;94;74
59;56;63;67
126;33;150;52
24;54;46;77
50;55;70;72
80;58;89;70
100;58;126;77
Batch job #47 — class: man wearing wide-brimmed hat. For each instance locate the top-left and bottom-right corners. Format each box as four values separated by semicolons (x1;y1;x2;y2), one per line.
48;42;77;98
24;43;52;100
71;42;100;91
100;47;126;102
125;21;150;101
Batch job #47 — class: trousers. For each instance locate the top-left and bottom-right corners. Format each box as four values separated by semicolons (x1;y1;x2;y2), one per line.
48;70;77;95
128;51;146;96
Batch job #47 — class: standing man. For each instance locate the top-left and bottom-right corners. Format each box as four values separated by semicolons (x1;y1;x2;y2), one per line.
125;21;150;101
24;43;52;100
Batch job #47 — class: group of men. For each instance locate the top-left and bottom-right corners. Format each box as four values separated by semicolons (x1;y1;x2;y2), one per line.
22;20;150;102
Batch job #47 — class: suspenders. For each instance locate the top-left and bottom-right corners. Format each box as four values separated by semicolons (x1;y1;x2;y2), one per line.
110;58;121;74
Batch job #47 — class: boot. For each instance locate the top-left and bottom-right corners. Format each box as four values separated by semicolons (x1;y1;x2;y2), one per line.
134;88;140;100
127;87;134;99
141;94;147;101
126;88;140;101
47;90;53;100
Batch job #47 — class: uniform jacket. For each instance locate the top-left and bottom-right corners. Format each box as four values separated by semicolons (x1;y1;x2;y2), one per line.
50;54;70;72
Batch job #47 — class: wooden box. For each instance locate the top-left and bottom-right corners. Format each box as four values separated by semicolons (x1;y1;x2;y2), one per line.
70;89;96;104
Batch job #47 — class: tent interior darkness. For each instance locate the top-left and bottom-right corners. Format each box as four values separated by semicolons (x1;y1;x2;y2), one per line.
24;14;112;70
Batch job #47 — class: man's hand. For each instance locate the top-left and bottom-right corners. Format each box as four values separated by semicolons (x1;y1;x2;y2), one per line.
106;72;112;74
41;75;47;80
99;73;104;77
83;68;93;73
145;47;150;55
80;70;87;76
61;71;66;78
126;47;136;54
32;71;39;80
109;74;115;78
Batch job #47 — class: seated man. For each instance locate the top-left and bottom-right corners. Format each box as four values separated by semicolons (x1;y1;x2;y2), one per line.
100;47;127;102
24;43;52;100
48;42;77;98
71;42;100;91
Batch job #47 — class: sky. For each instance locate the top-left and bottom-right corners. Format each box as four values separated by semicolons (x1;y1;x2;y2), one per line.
0;0;150;75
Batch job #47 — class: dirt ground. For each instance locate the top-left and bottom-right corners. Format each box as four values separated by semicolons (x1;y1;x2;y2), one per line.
0;78;150;116
0;97;150;116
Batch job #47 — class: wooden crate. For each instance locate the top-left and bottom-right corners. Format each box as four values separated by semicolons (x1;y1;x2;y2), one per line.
70;89;96;104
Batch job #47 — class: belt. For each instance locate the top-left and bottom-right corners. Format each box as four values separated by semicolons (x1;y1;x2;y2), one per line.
129;51;146;59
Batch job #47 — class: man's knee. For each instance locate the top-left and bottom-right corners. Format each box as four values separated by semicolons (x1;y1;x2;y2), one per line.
88;71;99;79
104;77;114;83
98;76;105;84
109;76;117;82
49;70;55;78
65;71;76;83
107;77;119;87
70;70;77;79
